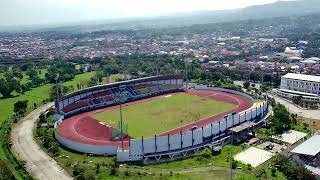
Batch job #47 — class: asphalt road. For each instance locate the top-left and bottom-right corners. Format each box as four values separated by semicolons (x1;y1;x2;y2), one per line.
270;95;320;120
11;102;73;180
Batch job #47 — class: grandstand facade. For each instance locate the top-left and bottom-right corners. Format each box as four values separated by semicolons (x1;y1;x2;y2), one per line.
56;75;184;117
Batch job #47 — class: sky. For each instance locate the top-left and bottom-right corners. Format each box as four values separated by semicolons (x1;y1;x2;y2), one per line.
0;0;279;26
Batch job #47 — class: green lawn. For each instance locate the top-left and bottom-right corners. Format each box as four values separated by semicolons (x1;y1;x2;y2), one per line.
0;84;52;123
63;71;95;88
102;74;124;84
91;93;236;137
0;72;96;124
145;145;248;170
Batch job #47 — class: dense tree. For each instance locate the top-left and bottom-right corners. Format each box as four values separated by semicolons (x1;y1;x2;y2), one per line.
26;68;38;78
11;70;23;79
0;77;21;97
45;63;79;83
270;103;292;134
13;100;28;115
272;154;316;180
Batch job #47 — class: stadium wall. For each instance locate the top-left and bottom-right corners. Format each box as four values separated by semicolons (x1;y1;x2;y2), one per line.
194;85;255;102
55;131;118;155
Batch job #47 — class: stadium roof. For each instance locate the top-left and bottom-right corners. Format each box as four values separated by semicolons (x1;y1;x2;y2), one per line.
283;73;320;83
291;135;320;156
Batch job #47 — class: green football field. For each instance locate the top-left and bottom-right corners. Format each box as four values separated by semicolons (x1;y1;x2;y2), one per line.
91;93;236;137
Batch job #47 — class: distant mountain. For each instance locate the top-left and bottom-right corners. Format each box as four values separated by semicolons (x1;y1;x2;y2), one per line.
151;0;320;27
87;0;320;31
233;0;320;21
2;0;320;32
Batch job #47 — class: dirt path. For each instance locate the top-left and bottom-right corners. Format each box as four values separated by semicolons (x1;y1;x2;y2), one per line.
11;102;73;180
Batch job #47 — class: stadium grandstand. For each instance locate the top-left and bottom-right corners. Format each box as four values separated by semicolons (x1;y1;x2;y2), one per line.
56;75;184;117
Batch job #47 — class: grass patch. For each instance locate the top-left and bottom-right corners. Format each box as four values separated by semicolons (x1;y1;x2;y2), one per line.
0;72;96;124
91;93;236;137
292;122;312;135
0;84;52;123
102;74;125;84
143;145;248;170
63;72;95;89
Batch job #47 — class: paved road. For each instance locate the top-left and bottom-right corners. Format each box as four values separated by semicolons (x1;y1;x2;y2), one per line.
270;95;320;120
11;103;73;180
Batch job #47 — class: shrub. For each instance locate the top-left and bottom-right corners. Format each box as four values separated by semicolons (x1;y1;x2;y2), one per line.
196;148;212;160
247;164;252;170
110;167;118;176
271;168;276;177
124;170;130;176
231;160;238;169
72;164;83;177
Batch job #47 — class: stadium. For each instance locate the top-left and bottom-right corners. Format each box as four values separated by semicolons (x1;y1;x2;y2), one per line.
54;75;270;163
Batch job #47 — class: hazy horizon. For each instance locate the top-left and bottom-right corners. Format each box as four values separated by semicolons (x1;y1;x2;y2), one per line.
0;0;282;27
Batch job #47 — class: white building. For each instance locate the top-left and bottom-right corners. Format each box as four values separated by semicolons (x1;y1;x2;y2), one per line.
284;47;303;57
275;73;320;108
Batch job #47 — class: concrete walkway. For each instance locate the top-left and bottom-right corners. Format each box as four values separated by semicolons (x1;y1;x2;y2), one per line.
270;95;320;120
11;103;73;180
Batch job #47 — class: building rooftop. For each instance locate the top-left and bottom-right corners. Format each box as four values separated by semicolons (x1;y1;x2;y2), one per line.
291;135;320;156
234;147;274;167
272;130;307;145
283;73;320;83
229;121;256;133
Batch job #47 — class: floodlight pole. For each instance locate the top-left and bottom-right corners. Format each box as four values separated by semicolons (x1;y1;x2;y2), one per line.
55;73;60;113
230;112;236;180
230;114;233;180
119;91;124;151
185;60;188;89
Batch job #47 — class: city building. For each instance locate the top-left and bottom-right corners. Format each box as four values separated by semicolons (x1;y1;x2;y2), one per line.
274;73;320;108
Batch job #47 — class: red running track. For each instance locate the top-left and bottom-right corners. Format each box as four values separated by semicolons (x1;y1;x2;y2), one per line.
57;89;252;147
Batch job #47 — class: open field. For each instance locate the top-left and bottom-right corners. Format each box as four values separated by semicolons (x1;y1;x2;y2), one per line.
63;71;96;88
91;93;236;137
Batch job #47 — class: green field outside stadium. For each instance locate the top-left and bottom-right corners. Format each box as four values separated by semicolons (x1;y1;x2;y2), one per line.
91;93;236;137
